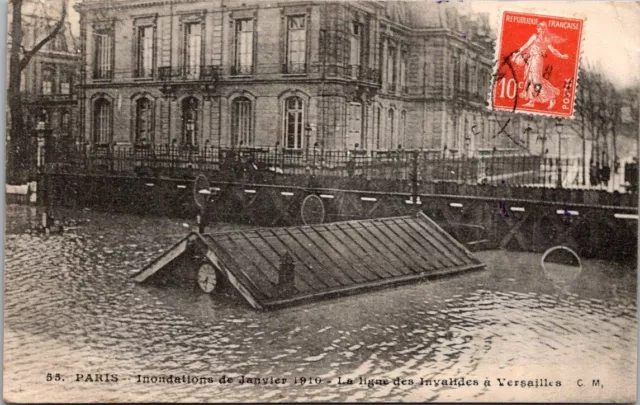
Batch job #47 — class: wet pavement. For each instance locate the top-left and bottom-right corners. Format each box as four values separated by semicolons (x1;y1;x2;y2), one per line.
3;205;637;402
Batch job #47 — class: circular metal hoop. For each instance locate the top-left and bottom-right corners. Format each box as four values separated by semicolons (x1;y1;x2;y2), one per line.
540;245;583;286
197;263;218;293
193;174;210;209
301;194;325;225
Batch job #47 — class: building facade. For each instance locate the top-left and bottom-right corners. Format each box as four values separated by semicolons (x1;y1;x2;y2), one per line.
11;14;79;141
75;0;533;154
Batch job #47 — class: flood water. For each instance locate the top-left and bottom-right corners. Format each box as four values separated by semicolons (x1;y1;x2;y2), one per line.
3;205;637;402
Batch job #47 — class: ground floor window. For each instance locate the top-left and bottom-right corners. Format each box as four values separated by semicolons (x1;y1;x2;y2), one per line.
231;97;253;146
60;109;70;132
93;99;112;145
284;96;304;149
181;97;199;147
135;98;153;143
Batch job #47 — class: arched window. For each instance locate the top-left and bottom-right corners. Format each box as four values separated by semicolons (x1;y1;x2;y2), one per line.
231;97;253;146
135;98;153;144
60;109;70;132
93;98;112;145
388;109;395;149
284;96;304;149
181;97;199;146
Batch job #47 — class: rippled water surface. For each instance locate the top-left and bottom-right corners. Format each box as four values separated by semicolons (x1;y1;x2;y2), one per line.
4;205;637;402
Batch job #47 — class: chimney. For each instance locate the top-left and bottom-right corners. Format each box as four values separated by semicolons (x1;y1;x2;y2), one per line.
278;252;295;295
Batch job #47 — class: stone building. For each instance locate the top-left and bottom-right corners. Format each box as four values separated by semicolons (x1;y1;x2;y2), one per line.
74;0;531;154
8;12;79;142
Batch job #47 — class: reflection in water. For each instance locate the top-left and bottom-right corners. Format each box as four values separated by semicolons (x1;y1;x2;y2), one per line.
4;205;637;402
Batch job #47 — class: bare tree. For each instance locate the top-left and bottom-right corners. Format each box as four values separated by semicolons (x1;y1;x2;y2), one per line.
569;65;625;185
7;0;68;184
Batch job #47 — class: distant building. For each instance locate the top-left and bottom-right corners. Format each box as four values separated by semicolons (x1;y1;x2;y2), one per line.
74;0;533;154
8;11;80;141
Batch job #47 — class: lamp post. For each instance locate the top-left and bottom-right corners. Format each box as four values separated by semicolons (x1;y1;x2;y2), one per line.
304;122;312;172
555;119;563;188
537;130;547;189
524;125;533;150
523;125;532;183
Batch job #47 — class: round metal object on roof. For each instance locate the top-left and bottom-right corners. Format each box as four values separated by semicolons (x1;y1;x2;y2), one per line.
197;263;218;293
193;174;210;209
301;194;325;225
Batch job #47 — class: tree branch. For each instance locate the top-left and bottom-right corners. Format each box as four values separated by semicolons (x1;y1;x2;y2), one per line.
19;0;67;71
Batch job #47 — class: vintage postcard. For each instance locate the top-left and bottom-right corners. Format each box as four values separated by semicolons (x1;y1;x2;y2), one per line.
3;0;638;403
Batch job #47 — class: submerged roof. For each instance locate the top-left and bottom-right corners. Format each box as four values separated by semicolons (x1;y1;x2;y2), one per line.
134;213;484;309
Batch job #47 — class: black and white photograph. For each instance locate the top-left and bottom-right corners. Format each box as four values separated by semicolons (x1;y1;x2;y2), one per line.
3;0;639;402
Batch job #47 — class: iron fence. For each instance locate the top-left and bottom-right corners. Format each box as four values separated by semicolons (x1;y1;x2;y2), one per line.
43;142;568;187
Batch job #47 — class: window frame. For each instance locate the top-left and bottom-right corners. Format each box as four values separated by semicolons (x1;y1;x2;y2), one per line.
350;20;362;76
183;22;202;79
231;96;254;146
60;109;71;133
387;108;395;149
233;18;255;76
376;106;382;150
283;96;305;149
400;110;407;148
181;97;200;147
59;70;71;95
387;44;397;92
42;65;55;95
135;24;156;78
134;97;154;144
92;25;114;80
285;15;308;74
93;98;113;146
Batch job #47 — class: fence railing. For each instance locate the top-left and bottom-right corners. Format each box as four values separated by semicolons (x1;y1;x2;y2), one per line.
43;142;559;185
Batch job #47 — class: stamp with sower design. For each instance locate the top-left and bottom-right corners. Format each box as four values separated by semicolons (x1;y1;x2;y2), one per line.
491;11;584;118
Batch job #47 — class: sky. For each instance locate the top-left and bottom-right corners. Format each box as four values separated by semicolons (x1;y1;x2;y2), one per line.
64;0;640;88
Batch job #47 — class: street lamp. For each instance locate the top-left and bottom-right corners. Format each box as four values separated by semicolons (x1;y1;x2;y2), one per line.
555;119;564;188
304;122;312;171
524;125;533;150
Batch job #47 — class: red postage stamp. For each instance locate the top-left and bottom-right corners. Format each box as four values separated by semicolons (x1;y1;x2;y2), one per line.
491;11;584;118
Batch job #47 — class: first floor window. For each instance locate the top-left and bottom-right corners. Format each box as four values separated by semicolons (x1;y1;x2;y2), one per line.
93;99;112;144
93;30;113;79
350;21;362;75
284;96;304;149
60;71;71;94
234;19;254;75
136;25;155;78
42;66;54;95
286;16;306;73
181;97;199;146
231;97;253;146
135;98;153;143
387;46;397;91
184;22;202;79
